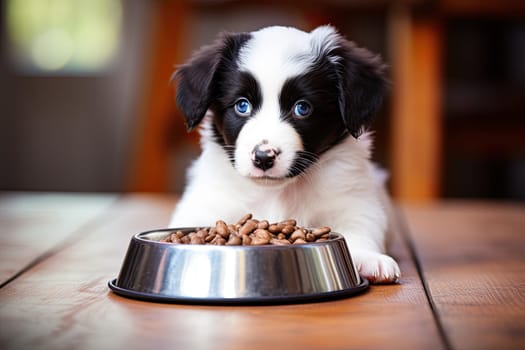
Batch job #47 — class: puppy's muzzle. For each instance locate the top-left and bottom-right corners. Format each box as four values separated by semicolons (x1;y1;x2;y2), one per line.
251;143;281;171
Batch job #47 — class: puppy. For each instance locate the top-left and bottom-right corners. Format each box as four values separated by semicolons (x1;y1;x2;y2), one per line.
169;25;400;283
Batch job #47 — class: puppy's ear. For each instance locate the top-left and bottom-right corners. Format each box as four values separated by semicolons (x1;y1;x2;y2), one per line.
335;39;388;138
173;32;251;131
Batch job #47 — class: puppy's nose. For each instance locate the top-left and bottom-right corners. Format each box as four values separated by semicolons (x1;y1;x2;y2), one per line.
251;144;279;171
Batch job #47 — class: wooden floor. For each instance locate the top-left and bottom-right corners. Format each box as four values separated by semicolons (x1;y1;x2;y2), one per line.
0;193;523;350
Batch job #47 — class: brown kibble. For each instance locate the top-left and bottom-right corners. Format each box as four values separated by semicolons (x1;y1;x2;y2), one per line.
257;220;269;230
215;237;226;245
196;229;208;239
270;238;291;245
226;235;242;246
190;236;204;245
239;220;258;236
254;229;272;241
268;224;284;234
236;213;253;226
281;225;295;235
312;226;331;238
279;219;296;227
228;224;237;235
251;237;270;245
290;229;306;241
215;220;229;238
158;214;333;246
242;234;252;246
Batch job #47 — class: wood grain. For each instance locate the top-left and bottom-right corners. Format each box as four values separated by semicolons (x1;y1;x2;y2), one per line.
0;194;442;350
401;201;525;350
0;193;116;285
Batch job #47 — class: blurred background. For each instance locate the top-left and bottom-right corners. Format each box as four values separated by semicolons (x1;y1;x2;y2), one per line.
0;0;524;202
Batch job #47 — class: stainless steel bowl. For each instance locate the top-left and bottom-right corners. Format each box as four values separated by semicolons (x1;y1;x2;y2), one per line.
109;228;368;304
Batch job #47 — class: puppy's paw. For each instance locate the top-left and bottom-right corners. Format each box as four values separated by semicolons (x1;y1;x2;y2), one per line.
352;249;401;284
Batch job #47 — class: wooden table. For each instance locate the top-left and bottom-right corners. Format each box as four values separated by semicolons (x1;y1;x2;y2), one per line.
0;193;523;350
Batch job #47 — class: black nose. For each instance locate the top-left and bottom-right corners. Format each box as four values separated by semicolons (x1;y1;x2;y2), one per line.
252;147;277;171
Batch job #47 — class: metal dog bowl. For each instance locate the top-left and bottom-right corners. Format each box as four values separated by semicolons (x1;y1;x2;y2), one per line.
109;228;368;304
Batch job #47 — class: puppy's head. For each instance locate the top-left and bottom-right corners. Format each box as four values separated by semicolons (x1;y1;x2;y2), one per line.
174;25;387;183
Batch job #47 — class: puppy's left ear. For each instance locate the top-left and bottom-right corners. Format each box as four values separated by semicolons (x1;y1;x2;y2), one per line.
335;39;389;138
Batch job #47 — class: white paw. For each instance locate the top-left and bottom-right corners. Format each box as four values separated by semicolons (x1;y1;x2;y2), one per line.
352;249;401;284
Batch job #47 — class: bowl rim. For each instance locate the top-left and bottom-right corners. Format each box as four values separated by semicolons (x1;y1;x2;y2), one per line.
133;227;346;250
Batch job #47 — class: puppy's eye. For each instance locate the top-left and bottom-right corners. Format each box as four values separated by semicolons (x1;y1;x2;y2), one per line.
293;100;313;119
234;98;252;117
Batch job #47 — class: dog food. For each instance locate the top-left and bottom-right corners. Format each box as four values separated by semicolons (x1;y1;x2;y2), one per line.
160;214;331;246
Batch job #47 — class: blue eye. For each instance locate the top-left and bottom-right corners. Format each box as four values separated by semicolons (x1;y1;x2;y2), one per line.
293;100;312;118
234;98;252;117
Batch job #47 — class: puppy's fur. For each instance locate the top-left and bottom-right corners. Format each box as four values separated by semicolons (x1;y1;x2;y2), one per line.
169;26;400;283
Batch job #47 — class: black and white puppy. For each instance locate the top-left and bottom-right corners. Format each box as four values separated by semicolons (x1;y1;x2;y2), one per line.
169;25;400;283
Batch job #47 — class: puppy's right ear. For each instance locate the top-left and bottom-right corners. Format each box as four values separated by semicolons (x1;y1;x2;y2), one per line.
173;32;251;131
